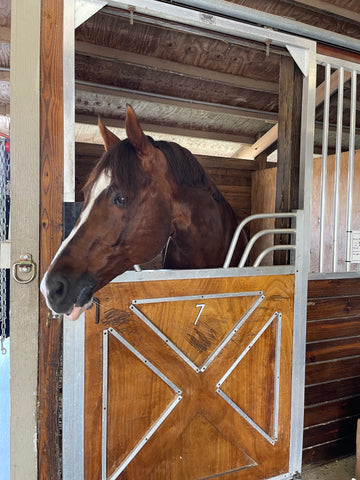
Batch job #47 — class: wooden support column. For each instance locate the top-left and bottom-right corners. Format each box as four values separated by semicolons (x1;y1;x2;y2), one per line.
275;55;302;264
38;0;64;478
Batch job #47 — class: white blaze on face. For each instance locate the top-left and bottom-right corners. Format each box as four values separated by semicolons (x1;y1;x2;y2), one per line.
40;170;112;314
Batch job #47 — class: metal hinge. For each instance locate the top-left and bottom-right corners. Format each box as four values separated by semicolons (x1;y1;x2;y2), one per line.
0;240;10;269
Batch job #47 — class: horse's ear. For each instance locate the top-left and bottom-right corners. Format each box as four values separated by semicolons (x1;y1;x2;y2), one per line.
98;116;121;152
125;104;154;163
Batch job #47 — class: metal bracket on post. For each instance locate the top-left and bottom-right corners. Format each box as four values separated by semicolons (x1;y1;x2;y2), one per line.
12;253;37;284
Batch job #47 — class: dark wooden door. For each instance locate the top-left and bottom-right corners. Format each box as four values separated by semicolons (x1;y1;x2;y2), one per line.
84;274;294;480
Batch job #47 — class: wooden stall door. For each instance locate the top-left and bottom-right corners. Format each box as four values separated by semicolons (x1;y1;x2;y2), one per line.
84;275;294;480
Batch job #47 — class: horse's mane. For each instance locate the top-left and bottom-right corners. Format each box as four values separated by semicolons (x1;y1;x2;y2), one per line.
85;137;223;199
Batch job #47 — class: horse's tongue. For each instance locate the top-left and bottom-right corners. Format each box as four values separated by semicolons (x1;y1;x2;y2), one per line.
66;306;84;321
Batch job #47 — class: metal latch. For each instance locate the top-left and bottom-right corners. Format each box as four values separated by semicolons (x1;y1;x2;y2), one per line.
12;253;37;284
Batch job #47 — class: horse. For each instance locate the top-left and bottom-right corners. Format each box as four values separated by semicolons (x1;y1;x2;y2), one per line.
41;104;247;321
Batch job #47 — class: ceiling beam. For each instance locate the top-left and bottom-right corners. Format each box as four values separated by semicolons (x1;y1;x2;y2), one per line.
75;81;279;123
234;69;352;159
289;0;360;24
75;40;279;94
75;114;255;144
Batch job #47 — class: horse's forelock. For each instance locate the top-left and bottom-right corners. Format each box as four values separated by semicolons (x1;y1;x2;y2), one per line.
84;140;149;198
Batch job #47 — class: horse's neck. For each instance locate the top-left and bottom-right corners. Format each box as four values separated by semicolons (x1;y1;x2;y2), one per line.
164;192;239;269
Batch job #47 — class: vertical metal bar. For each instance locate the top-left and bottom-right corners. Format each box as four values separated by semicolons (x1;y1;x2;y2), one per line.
289;39;316;474
346;70;357;272
63;0;75;202
102;330;109;480
332;67;344;272
273;313;282;441
63;314;85;480
319;63;331;273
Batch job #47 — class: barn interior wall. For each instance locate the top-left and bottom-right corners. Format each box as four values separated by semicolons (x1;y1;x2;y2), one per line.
250;155;360;464
304;277;360;464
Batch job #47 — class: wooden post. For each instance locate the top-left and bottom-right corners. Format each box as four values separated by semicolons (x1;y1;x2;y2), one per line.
38;0;64;478
10;1;41;478
356;418;360;480
275;55;302;264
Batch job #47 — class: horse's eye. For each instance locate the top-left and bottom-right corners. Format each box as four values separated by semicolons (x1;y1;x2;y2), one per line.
113;194;128;207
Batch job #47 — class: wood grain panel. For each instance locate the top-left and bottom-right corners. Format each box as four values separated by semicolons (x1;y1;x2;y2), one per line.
38;1;64;479
307;295;360;321
250;167;277;265
304;396;360;428
306;336;360;363
303;435;356;465
303;416;359;449
306;356;360;385
307;317;360;342
308;277;360;298
85;274;294;479
305;376;360;406
304;277;360;465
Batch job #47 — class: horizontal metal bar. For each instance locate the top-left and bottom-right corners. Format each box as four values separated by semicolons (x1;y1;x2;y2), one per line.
109;265;296;284
317;54;360;74
253;245;296;267
131;291;263;305
223;212;298;268
239;229;296;268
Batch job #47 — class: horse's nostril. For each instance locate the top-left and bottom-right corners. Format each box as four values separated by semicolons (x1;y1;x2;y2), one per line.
48;276;69;304
54;281;65;298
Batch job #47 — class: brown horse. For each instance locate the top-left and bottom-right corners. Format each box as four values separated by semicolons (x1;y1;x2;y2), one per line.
41;105;246;320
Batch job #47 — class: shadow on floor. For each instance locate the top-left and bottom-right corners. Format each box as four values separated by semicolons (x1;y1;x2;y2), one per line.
302;456;356;480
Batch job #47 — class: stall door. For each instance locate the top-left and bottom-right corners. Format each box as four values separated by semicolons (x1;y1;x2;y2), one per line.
84;274;294;480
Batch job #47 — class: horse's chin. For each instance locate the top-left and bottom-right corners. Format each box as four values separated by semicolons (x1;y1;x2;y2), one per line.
65;299;93;321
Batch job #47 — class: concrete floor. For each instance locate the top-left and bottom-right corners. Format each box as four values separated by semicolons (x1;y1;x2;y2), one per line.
301;456;356;480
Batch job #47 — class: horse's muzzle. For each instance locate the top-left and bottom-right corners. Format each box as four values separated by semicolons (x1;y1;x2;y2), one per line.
42;270;96;317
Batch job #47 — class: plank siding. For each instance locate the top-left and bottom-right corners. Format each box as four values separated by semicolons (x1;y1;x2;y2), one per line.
304;278;360;465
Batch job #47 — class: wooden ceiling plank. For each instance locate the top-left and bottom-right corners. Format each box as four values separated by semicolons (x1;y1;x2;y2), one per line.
234;69;352;159
75;82;278;123
75;41;279;94
75;114;255;144
289;0;360;24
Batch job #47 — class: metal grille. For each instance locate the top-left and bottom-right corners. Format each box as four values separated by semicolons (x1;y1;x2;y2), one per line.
0;136;10;351
314;56;360;273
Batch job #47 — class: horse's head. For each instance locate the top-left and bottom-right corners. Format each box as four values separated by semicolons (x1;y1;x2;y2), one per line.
41;105;174;320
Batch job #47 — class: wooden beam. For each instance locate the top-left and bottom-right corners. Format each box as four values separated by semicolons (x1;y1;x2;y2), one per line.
75;113;255;144
275;56;302;264
38;0;64;478
75;41;279;94
234;69;352;160
75;82;278;123
290;0;360;24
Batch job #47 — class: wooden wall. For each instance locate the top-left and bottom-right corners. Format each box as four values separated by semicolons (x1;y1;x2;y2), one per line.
304;277;360;464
